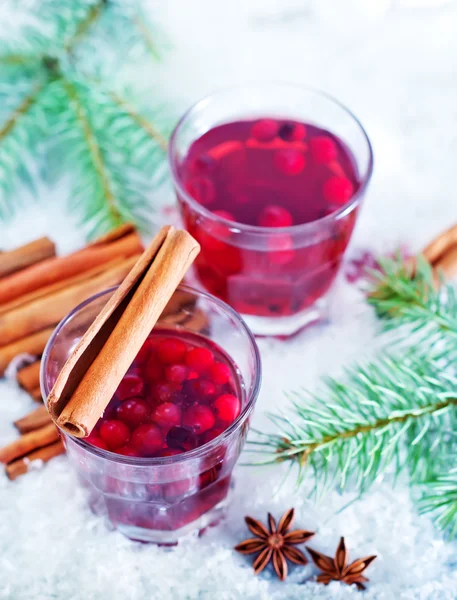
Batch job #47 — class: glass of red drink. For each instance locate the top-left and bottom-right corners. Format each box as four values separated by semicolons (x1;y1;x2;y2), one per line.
41;284;261;544
169;84;373;337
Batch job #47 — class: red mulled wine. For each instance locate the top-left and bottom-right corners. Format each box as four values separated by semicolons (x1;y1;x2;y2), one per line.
177;118;361;320
84;327;243;534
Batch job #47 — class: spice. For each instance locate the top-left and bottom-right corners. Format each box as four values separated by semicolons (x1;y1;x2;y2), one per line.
235;508;314;581
0;237;55;278
0;423;60;464
14;406;52;434
47;226;200;438
307;537;376;590
6;440;65;480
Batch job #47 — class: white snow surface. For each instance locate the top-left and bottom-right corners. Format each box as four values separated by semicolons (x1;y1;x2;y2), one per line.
1;1;457;598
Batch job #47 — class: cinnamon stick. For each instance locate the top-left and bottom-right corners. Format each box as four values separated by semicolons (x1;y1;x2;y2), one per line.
0;327;54;377
422;223;457;265
14;406;52;434
0;237;56;278
17;360;40;392
0;423;60;464
47;226;200;437
0;231;143;306
30;386;43;402
0;255;139;345
0;257;128;315
6;440;65;480
88;223;136;246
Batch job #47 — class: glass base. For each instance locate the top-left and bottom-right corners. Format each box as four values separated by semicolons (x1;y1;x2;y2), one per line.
242;296;330;338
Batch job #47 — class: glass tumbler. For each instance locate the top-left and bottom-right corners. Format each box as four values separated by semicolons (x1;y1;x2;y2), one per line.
41;284;261;544
169;84;373;337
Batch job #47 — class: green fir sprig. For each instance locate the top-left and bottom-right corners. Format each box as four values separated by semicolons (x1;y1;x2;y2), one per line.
0;0;171;237
252;255;457;537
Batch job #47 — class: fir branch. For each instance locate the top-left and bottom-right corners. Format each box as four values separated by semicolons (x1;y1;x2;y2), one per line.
64;0;107;53
0;82;46;141
418;472;457;537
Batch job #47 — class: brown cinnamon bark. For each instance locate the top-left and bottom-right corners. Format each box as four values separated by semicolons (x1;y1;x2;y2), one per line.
14;406;52;434
0;255;139;345
88;223;136;246
0;237;56;278
17;360;40;392
0;423;60;464
6;440;65;480
0;327;54;377
30;386;43;402
0;231;143;306
48;226;200;437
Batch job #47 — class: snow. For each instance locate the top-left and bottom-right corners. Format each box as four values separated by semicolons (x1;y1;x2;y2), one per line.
1;0;457;598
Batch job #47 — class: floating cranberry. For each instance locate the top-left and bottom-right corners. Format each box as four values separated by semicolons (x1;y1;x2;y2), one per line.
189;154;217;175
278;122;307;142
164;364;189;384
323;176;354;204
213;394;241;423
116;374;144;401
150;382;178;404
85;433;108;450
209;362;232;385
116;398;150;428
258;205;293;228
152;402;182;428
185;176;215;206
310;136;337;163
131;424;164;456
157;338;187;364
99;420;131;450
184;378;217;400
135;339;154;365
267;235;295;265
166;426;198;451
185;347;214;372
144;358;163;383
187;370;199;380
274;149;306;175
250;119;279;142
182;405;215;433
117;445;138;457
201;427;226;444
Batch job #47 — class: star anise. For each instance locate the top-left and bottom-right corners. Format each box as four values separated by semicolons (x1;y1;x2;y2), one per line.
306;537;376;591
234;508;314;581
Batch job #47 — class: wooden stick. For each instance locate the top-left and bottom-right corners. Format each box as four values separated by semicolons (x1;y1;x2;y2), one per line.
0;257;127;315
47;226;200;437
0;237;56;278
0;327;54;377
14;406;52;434
422;223;457;265
88;223;136;246
0;231;143;306
434;245;457;280
30;386;43;402
17;360;41;392
6;440;65;480
0;423;60;464
0;255;139;345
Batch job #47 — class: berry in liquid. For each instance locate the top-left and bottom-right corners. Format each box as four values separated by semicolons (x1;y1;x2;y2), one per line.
178;118;361;318
83;328;243;534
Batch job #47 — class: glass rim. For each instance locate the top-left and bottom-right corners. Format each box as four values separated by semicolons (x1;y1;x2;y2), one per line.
168;82;374;236
41;283;262;467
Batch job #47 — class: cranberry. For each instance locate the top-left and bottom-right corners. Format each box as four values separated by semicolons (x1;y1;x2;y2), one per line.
189;154;217;175
149;383;178;404
274;149;305;176
185;347;214;372
152;402;182;428
135;339;154;364
213;394;241;423
278;122;307;142
185;176;215;206
116;398;150;428
86;433;108;450
156;447;183;457
250;119;279;142
209;363;232;385
166;426;198;451
164;364;189;384
310;136;337;163
144;358;163;383
184;378;217;400
199;467;218;489
116;374;144;401
117;445;138;457
131;424;164;456
187;370;199;380
258;205;293;228
99;420;131;450
157;338;187;364
267;235;295;265
202;427;226;444
212;209;235;222
182;405;215;433
323;176;354;204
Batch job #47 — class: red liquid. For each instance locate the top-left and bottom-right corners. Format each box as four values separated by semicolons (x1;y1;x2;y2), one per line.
178;118;361;318
83;328;244;534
